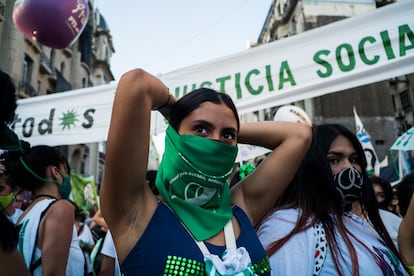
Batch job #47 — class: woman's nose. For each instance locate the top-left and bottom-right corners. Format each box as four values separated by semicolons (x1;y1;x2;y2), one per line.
340;159;354;171
209;132;221;141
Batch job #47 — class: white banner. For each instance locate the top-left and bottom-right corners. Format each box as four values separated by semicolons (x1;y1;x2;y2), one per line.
13;83;117;146
12;0;414;146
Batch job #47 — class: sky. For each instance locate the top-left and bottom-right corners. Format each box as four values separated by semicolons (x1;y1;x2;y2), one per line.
96;1;273;81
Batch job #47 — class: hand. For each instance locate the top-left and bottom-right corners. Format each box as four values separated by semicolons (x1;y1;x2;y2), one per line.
158;94;176;120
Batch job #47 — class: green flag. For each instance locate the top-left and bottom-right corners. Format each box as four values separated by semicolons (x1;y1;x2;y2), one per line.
70;170;99;211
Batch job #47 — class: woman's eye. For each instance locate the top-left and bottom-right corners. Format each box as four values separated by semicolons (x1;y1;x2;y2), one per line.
350;156;359;164
194;126;208;135
328;158;339;165
223;133;235;140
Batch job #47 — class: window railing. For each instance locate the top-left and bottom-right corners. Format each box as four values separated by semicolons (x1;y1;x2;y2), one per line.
18;81;37;97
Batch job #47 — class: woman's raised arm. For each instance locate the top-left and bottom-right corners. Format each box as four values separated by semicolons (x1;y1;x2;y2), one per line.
100;69;172;261
232;121;311;225
399;194;414;268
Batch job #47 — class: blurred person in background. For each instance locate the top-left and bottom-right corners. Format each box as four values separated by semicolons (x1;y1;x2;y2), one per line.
0;69;30;275
0;156;23;224
370;175;402;248
5;143;84;275
74;202;95;275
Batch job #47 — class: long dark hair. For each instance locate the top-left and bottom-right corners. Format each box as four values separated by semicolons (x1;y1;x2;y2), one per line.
0;70;17;126
369;175;393;210
263;124;405;275
169;88;240;132
396;172;414;216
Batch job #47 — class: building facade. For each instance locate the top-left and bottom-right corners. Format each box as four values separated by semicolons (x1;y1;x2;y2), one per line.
0;0;114;187
255;0;414;164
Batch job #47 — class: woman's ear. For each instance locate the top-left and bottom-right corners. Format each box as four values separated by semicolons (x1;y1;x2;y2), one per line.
48;165;60;181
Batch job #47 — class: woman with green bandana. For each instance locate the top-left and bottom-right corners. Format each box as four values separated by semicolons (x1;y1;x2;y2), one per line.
100;69;312;275
4;143;85;275
0;159;23;224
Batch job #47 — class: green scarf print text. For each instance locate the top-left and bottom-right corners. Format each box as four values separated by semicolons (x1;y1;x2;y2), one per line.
155;125;238;241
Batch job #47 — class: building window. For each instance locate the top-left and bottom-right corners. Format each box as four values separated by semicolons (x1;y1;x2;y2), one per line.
0;2;5;20
400;90;411;113
51;49;56;64
22;55;33;84
60;62;65;76
291;17;297;35
391;95;396;112
105;47;109;61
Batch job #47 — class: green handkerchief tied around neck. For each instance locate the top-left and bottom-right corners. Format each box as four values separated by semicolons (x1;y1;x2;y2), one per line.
155;125;238;241
0;125;22;151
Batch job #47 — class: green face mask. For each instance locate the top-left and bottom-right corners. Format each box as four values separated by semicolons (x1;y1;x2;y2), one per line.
57;172;72;200
0;192;13;209
156;125;238;241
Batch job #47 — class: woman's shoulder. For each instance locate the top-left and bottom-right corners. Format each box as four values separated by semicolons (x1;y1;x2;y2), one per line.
46;199;75;219
378;209;402;224
257;209;304;239
258;208;316;241
264;208;302;223
49;199;73;209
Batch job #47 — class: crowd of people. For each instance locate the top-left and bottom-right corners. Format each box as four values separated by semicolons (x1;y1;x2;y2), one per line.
1;68;414;275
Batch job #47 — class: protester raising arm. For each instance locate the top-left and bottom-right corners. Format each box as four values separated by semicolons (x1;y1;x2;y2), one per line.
100;68;311;275
100;69;174;261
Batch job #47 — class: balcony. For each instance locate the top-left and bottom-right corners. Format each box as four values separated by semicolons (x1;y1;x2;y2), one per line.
39;53;53;75
17;81;37;98
55;70;72;92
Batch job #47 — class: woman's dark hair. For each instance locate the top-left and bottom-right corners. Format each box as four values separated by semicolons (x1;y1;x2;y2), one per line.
5;142;69;192
0;70;17;126
0;211;18;252
146;170;159;195
369;175;393;210
263;123;405;275
396;172;414;216
169;88;240;132
73;202;86;222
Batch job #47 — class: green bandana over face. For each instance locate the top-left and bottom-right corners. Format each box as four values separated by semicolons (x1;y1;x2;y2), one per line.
155;125;238;241
0;125;21;151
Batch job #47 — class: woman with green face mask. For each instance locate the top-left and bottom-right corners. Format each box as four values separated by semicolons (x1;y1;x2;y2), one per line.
0;160;23;224
100;69;312;276
4;143;85;275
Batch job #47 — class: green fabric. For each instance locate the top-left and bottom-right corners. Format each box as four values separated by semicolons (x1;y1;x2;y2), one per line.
0;192;14;209
155;125;238;241
0;125;22;151
239;163;256;180
409;265;414;275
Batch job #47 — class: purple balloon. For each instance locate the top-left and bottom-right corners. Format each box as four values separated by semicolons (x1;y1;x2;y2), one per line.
13;0;89;49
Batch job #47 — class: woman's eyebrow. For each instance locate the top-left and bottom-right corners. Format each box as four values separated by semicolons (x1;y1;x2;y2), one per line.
327;151;343;156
